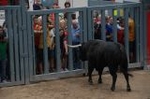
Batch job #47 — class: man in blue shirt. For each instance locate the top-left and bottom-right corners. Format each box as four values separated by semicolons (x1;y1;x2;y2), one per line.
71;20;80;44
106;16;113;41
71;20;81;69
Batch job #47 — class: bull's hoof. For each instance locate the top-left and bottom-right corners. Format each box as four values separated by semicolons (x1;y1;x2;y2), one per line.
88;80;93;85
127;88;131;92
98;80;102;84
83;73;86;76
111;87;115;91
127;85;131;92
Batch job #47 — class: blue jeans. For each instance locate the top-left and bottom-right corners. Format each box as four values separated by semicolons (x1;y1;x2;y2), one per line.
0;59;7;82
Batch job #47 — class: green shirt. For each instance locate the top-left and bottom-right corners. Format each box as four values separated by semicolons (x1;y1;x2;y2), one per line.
0;42;7;60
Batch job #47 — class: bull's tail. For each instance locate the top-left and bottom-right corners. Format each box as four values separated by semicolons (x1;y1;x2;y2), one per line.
116;43;134;78
128;73;133;77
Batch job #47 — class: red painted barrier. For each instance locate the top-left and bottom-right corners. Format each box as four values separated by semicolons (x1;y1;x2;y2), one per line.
0;0;9;5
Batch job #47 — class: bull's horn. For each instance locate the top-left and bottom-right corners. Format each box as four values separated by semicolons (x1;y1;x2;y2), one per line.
67;44;82;48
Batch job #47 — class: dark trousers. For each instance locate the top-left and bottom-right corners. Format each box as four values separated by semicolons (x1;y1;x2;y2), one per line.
0;59;7;82
72;42;81;69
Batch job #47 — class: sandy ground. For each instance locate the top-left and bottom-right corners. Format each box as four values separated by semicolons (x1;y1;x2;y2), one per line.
0;70;150;99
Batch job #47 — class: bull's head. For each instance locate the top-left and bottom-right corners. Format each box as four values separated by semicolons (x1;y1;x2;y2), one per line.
67;43;87;61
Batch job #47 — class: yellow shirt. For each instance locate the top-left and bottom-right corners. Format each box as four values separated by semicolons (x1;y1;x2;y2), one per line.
128;18;135;42
38;29;54;50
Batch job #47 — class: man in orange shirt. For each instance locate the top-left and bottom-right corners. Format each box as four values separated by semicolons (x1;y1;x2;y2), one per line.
128;16;135;63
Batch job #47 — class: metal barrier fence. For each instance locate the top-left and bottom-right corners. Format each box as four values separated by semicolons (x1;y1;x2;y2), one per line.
27;7;87;83
0;2;145;87
0;6;25;87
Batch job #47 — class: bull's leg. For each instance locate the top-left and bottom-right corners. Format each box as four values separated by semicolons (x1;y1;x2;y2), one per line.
98;67;104;84
109;67;117;91
88;65;94;85
122;69;131;92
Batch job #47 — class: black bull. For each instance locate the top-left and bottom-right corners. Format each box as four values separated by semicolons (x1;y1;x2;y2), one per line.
68;40;132;91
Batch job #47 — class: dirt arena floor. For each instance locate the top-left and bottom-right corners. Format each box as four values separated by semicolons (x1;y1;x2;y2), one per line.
0;70;150;99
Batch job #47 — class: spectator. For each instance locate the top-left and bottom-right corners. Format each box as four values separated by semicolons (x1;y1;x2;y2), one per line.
0;26;8;82
106;16;113;41
94;14;101;39
2;21;10;81
105;16;113;41
33;16;43;74
64;1;71;19
49;3;60;24
47;14;56;72
128;15;135;63
64;1;71;8
117;17;124;45
37;16;56;73
71;20;81;69
52;3;60;9
33;0;42;10
59;19;68;71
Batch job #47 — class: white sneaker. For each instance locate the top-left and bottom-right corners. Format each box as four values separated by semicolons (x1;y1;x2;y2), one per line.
64;68;69;71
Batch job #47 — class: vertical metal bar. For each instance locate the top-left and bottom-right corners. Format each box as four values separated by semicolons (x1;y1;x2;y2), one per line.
20;0;29;84
78;11;84;69
17;8;25;82
12;9;20;82
130;7;134;18
32;16;36;76
134;7;140;62
82;8;88;72
91;10;94;40
139;4;145;68
143;3;148;69
7;9;15;82
42;15;49;74
112;9;117;42
27;14;34;80
83;8;88;42
101;9;106;41
124;8;129;62
118;8;121;17
55;13;61;72
67;12;73;70
79;11;83;42
87;9;93;40
31;16;36;76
